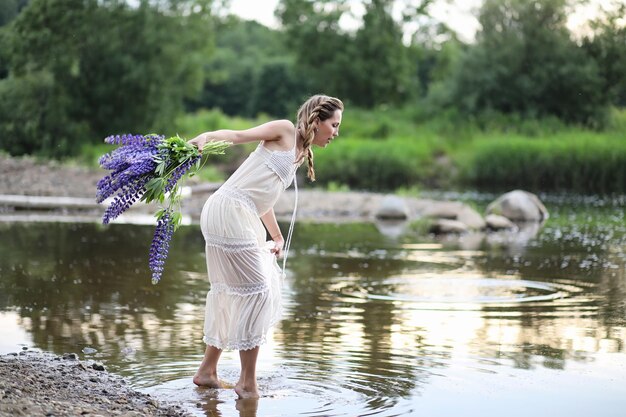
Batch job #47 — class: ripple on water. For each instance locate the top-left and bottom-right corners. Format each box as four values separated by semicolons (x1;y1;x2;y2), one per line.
343;275;600;312
140;363;417;417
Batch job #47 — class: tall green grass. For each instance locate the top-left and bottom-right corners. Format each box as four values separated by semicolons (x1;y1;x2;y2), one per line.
74;106;626;193
314;138;435;191
455;132;626;193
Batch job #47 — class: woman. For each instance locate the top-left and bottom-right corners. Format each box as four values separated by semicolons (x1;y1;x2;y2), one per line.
188;94;344;399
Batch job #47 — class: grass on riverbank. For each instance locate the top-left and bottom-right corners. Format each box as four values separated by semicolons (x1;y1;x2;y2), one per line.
75;107;626;194
455;131;626;194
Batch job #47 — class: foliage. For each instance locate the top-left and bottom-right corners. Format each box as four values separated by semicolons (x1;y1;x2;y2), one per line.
313;137;434;191
190;16;308;118
276;0;351;99
454;132;626;194
250;58;306;118
445;0;608;126
411;37;463;100
2;0;626;190
0;0;26;27
0;0;213;158
582;1;626;107
276;0;430;108
171;105;626;194
348;0;417;106
0;70;89;157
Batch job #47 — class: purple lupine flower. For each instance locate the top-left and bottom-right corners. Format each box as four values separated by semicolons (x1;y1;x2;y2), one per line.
104;133;163;146
96;133;161;216
96;152;157;203
99;136;158;170
101;175;151;224
97;132;218;284
149;209;175;284
99;146;154;171
164;155;200;194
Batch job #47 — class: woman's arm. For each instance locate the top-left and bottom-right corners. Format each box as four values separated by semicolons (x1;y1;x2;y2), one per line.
260;208;284;257
188;119;294;151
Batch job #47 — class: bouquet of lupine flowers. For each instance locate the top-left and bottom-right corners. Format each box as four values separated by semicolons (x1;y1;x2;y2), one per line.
96;133;229;284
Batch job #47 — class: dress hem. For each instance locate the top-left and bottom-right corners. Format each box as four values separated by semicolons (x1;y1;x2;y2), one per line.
202;314;282;351
203;335;267;351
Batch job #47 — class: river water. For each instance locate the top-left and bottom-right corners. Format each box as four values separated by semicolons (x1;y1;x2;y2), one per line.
0;193;625;416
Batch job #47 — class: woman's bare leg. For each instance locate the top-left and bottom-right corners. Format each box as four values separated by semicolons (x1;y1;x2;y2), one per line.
235;347;260;399
193;345;223;387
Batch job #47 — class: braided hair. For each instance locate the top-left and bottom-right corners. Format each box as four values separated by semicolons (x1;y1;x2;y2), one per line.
295;94;344;181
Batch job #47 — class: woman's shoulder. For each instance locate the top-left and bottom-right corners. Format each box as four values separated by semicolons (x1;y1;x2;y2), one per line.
271;119;295;132
258;119;293;129
260;120;296;151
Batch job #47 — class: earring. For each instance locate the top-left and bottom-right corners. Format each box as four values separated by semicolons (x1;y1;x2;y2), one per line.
314;128;318;133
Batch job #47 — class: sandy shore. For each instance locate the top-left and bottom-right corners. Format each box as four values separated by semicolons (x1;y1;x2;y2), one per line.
0;350;192;417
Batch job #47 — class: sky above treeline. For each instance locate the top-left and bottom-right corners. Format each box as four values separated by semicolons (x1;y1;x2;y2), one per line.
227;0;621;42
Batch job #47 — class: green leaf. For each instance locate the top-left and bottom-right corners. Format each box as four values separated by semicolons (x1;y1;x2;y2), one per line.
156;161;166;175
145;178;161;190
172;212;182;227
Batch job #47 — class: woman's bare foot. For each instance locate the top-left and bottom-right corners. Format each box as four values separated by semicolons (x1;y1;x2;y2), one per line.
193;372;223;388
235;382;260;399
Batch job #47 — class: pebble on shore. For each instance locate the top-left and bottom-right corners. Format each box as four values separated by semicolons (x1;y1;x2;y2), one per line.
0;350;193;417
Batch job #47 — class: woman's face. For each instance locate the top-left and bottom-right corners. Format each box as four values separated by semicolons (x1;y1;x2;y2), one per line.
312;109;342;148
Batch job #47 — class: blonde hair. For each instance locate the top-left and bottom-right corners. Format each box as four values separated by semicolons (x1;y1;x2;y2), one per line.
295;94;344;181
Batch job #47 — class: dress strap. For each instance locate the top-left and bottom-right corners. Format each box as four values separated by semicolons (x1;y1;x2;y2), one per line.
281;176;298;275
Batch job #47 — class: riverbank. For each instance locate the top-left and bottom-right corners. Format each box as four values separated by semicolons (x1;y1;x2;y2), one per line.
0;154;437;223
0;350;192;416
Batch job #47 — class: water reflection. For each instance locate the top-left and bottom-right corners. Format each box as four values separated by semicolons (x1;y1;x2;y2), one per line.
1;195;626;416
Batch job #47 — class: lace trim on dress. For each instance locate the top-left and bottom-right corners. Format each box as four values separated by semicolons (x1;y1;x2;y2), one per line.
209;281;268;296
203;334;268;351
215;185;258;214
256;144;297;189
204;234;257;252
268;152;297;188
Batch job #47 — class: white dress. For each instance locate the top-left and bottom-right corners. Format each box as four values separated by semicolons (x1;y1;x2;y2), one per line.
199;141;298;351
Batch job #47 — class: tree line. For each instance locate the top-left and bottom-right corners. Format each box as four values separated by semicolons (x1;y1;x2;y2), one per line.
1;0;625;158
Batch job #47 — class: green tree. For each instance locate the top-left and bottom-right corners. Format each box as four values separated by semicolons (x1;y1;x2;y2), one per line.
0;0;27;79
582;1;626;107
1;0;213;157
409;20;462;97
0;71;86;156
276;0;351;101
448;0;607;125
250;58;305;118
349;0;416;106
0;0;28;27
190;16;307;118
277;0;431;108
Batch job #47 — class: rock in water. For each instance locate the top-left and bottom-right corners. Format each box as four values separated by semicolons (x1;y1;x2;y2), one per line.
429;219;469;234
486;190;549;222
375;195;409;220
91;362;106;371
421;202;485;230
485;214;518;231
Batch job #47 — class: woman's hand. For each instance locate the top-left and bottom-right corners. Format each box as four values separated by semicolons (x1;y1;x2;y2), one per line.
188;133;208;153
271;235;285;258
